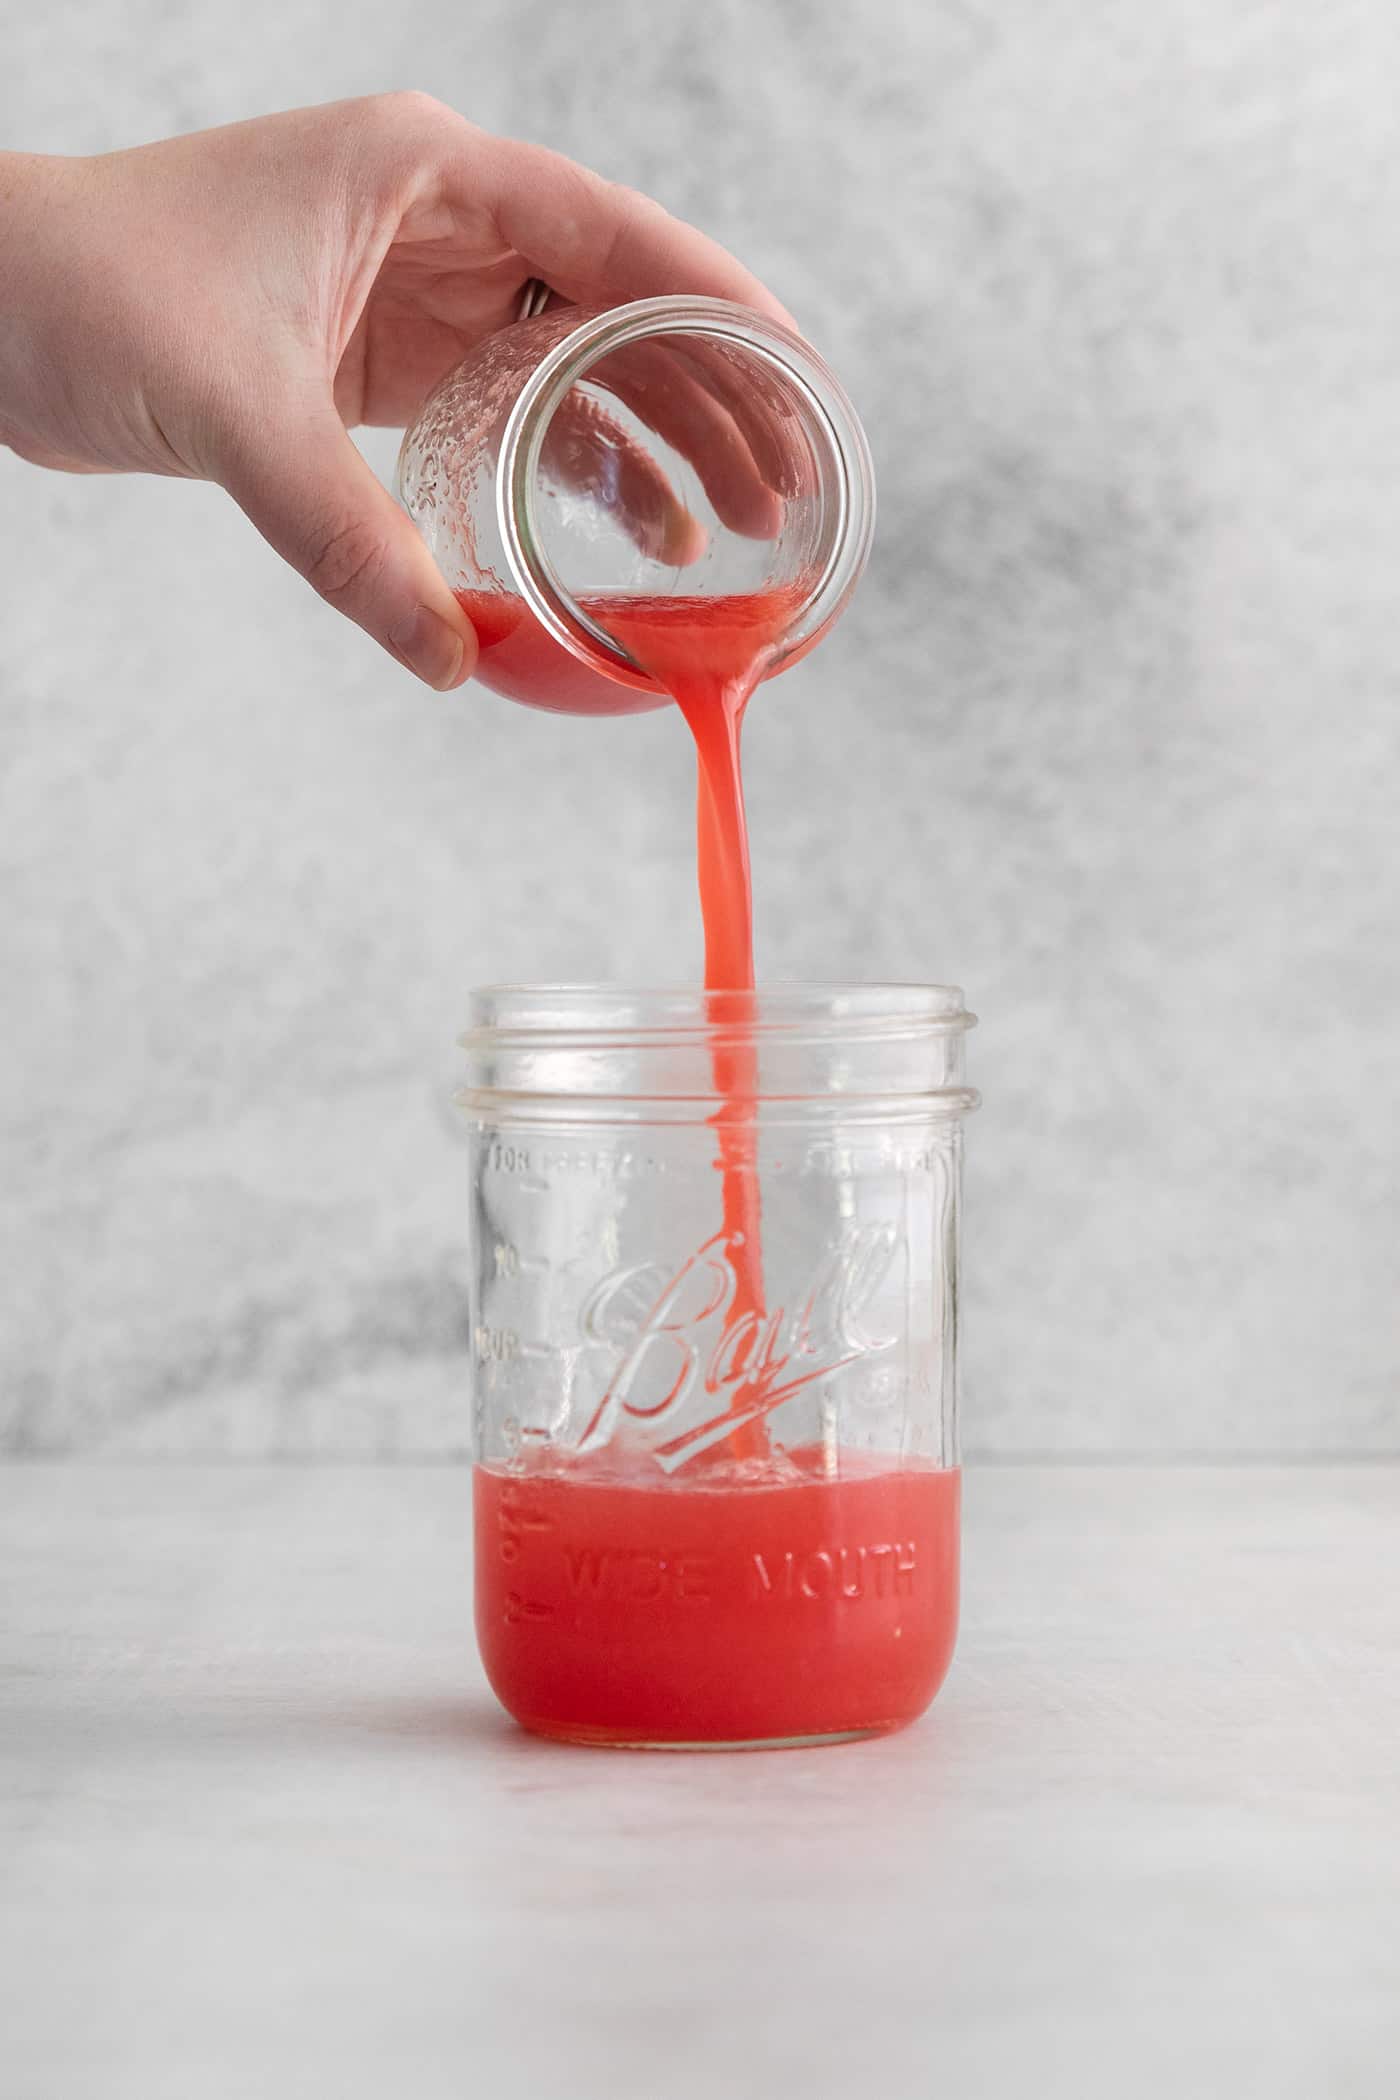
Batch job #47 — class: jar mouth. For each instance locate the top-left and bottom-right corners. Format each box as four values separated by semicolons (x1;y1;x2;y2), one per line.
496;297;877;688
459;984;978;1122
462;982;975;1044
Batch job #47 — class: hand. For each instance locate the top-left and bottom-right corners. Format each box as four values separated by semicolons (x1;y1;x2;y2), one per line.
0;96;790;689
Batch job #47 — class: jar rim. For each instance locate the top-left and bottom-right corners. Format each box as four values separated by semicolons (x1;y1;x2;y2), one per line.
461;982;976;1045
495;296;877;688
459;985;978;1121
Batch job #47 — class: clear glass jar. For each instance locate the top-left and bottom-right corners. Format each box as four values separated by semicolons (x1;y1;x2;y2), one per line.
461;984;978;1749
397;297;876;714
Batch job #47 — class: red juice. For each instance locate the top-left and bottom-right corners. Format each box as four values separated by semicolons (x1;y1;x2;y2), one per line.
475;1451;960;1746
452;589;669;716
592;590;798;991
454;586;796;987
597;592;789;1471
461;588;790;1462
465;586;960;1744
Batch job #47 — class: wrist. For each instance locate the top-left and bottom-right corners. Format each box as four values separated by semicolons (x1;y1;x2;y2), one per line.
0;153;94;464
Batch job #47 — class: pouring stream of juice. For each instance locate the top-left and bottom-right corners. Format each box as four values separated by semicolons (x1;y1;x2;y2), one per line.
599;595;793;1464
457;586;794;1461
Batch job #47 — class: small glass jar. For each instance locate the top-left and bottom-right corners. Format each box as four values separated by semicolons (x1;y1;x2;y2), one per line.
461;984;978;1749
398;298;876;713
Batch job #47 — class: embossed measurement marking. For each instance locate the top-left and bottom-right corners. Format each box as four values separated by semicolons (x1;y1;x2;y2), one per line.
504;1592;555;1624
474;1324;520;1365
494;1477;555;1570
493;1241;550;1279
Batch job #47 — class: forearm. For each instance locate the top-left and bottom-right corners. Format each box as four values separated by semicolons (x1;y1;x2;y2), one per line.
0;149;194;479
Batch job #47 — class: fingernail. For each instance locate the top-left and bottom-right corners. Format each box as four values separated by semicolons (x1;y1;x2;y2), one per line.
659;503;709;566
389;605;467;690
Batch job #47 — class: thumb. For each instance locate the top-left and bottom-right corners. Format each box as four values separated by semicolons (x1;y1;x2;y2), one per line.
222;409;478;690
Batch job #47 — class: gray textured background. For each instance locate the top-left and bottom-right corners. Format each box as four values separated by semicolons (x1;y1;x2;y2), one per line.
2;0;1397;1458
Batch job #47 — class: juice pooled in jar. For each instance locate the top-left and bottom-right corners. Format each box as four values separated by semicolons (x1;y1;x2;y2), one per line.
474;1450;960;1747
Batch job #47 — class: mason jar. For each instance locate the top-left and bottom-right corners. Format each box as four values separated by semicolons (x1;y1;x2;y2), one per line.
398;296;875;714
461;984;978;1749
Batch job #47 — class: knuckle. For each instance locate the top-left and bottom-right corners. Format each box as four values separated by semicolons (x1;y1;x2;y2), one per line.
606;179;669;234
304;517;388;607
596;179;665;277
607;180;652;215
361;88;453;136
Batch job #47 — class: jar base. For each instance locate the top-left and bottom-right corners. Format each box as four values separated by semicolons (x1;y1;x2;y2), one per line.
513;1717;912;1752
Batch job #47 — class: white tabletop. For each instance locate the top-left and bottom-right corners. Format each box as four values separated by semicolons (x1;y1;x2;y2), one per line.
2;1464;1396;2099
